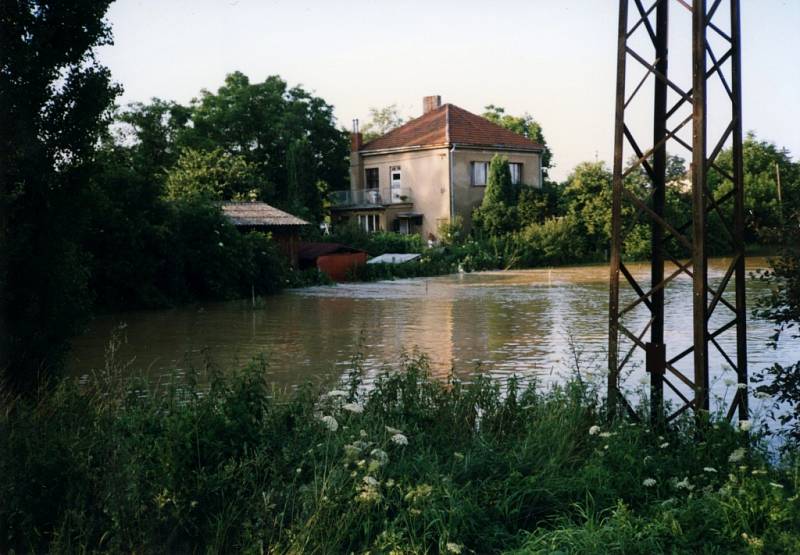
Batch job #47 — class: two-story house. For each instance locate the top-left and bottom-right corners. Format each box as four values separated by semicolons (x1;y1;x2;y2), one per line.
330;95;544;239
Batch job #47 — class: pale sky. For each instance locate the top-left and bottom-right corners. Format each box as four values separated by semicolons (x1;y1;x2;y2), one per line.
98;0;800;182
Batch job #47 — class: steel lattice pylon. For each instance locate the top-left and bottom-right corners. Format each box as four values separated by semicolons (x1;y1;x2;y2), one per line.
608;0;748;424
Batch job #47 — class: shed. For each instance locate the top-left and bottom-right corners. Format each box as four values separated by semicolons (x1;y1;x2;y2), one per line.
222;202;309;267
297;242;368;282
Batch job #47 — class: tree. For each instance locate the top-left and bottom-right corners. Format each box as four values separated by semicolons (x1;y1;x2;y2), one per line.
709;134;800;244
287;138;324;222
753;211;800;449
483;105;553;175
361;104;406;142
560;161;613;255
1;1;119;392
473;155;517;236
179;72;349;207
166;148;262;201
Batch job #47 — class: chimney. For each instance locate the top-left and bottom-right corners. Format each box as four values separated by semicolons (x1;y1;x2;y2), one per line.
423;95;442;114
351;131;363;152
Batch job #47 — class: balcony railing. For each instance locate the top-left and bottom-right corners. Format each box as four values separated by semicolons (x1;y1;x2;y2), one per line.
329;187;413;208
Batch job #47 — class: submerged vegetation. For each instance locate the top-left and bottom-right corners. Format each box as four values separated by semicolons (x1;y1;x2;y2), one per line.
1;355;798;553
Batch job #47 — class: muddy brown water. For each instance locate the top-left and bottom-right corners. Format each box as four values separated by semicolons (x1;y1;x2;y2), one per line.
70;258;798;412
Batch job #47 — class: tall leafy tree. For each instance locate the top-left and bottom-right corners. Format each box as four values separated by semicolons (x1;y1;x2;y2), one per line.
1;0;119;391
483;105;553;175
361;104;406;142
166;148;262;201
473;155;516;236
179;72;349;206
286;138;323;222
709;133;800;243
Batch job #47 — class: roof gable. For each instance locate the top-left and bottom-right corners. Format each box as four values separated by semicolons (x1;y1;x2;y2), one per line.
360;103;543;152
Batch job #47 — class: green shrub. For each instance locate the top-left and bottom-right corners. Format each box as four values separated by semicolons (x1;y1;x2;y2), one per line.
1;355;797;553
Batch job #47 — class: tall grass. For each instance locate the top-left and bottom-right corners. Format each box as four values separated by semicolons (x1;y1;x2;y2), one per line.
1;354;798;553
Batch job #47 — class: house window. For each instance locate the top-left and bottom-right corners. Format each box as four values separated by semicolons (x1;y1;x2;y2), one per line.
509;163;523;185
365;168;379;189
357;214;380;233
471;161;488;186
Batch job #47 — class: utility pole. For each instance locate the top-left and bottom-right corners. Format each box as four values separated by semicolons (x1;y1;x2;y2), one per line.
608;0;748;424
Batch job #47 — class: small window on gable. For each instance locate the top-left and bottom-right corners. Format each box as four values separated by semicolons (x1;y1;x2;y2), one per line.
365;168;379;189
471;161;488;186
509;163;522;185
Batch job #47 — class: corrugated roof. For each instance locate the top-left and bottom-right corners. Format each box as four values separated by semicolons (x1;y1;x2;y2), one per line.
360;104;543;152
221;202;309;227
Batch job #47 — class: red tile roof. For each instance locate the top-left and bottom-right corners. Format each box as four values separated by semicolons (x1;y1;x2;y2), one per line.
360;104;543;152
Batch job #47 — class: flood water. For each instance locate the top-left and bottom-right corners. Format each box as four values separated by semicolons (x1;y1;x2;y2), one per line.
70;258;798;407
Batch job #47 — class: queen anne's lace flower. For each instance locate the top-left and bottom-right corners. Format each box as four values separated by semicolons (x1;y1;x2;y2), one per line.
342;403;364;414
643;478;657;487
703;467;717;473
738;420;752;432
728;447;746;463
589;425;601;436
391;433;408;446
320;415;338;432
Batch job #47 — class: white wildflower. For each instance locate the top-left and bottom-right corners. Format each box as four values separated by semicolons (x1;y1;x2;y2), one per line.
599;432;614;438
643;478;657;487
370;448;389;466
360;429;368;438
218;242;224;247
589;425;601;436
385;425;404;435
320;415;338;432
754;391;771;400
737;383;748;390
723;377;737;386
296;467;302;474
769;482;784;489
363;476;380;487
326;389;348;398
728;447;746;463
342;403;364;414
391;433;409;446
446;542;463;554
675;477;694;491
660;442;670;449
738;420;752;432
638;374;650;385
703;467;718;473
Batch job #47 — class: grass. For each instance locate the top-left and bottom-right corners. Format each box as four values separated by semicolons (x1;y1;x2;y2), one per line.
1;354;798;553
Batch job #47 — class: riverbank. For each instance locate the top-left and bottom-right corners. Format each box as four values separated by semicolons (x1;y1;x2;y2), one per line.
2;355;798;553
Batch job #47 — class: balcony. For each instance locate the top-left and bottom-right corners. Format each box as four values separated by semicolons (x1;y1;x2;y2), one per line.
329;187;413;208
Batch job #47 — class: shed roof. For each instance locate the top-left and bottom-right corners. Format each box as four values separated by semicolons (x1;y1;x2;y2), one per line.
221;202;309;227
297;242;367;261
360;104;544;152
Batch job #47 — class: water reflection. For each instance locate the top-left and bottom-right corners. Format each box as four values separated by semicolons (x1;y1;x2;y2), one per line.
70;258;798;409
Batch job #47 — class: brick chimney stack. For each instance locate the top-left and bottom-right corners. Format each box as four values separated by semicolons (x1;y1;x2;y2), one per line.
423;95;442;114
350;131;363;152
